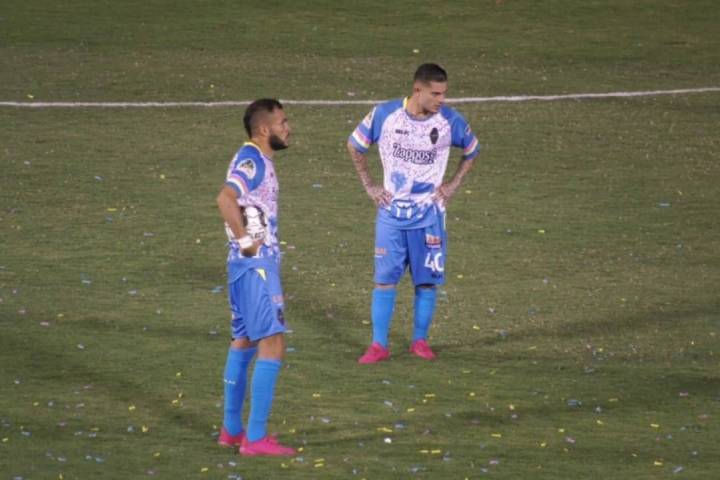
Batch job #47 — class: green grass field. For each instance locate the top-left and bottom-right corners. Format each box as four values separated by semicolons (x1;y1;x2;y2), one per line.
1;1;719;479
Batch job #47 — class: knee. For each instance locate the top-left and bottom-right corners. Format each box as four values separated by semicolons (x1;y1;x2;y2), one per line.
258;334;285;360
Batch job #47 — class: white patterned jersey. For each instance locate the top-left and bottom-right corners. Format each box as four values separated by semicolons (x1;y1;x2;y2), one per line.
349;98;480;228
224;142;280;261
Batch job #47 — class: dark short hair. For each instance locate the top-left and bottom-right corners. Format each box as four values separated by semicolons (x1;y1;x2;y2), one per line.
243;98;283;138
413;63;448;84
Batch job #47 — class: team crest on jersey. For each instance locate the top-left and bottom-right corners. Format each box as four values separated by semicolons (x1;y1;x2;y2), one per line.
430;127;439;145
237;158;256;179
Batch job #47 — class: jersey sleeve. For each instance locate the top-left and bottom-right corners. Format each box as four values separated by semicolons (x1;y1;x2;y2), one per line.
450;114;481;161
349;107;379;154
225;153;265;196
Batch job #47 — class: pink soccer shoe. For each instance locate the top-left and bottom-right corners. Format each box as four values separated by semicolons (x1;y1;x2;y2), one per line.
239;435;296;456
358;342;390;364
409;339;436;360
217;427;245;447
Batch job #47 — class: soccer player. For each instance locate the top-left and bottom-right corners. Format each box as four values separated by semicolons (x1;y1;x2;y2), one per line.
348;63;481;364
215;98;295;456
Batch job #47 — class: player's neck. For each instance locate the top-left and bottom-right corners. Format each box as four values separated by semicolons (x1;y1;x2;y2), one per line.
405;96;432;119
249;138;275;159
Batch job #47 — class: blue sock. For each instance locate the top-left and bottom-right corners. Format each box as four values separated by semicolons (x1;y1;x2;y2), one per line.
222;346;256;436
371;288;397;348
413;287;437;342
246;359;282;442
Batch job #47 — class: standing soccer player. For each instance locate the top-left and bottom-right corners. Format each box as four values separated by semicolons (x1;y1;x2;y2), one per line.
348;64;481;364
215;99;295;456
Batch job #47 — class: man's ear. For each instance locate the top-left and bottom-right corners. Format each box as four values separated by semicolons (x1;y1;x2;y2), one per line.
258;123;270;137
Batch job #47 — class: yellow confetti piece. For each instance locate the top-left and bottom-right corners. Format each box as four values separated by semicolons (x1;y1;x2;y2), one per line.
631;453;638;458
298;447;304;453
171;399;179;405
315;464;325;468
424;393;436;398
465;190;472;194
406;407;415;413
27;94;35;99
314;458;325;463
200;467;209;473
491;433;502;438
312;393;321;398
472;325;480;330
558;428;565;433
469;392;476;397
461;369;471;374
159;174;166;180
288;428;296;434
422;399;428;404
650;423;660;429
281;463;289;468
609;398;619;402
456;274;464;279
33;401;39;407
90;427;100;432
540;442;547;448
419;449;429;454
528;346;537;350
537;229;545;234
176;372;182;377
377;427;393;433
58;475;63;480
177;392;184;398
141;425;149;433
195;238;201;244
107;208;117;212
361;320;370;325
596;420;604;426
2;437;8;443
654;461;663;467
508;404;515;410
128;405;136;411
431;449;442;455
153;452;161;458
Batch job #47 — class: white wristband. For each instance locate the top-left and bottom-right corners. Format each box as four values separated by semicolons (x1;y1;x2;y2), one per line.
237;235;253;249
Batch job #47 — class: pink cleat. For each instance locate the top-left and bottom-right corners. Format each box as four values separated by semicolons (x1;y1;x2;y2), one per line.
409;339;436;360
358;342;390;364
239;435;296;456
217;427;245;447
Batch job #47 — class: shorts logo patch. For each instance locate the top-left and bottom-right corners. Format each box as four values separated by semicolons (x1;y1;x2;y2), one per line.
425;234;442;248
375;247;387;256
237;158;256;179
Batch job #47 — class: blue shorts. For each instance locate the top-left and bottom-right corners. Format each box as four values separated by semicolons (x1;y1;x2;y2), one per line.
228;265;286;342
374;210;447;286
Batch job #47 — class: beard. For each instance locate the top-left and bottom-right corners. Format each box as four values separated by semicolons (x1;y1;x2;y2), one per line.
269;134;288;151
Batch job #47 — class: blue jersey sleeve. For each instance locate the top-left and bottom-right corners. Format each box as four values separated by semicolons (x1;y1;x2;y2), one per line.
448;110;481;161
348;99;404;154
349;107;378;154
225;147;266;196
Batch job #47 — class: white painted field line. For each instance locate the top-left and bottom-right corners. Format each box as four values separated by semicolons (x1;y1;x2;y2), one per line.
1;87;719;108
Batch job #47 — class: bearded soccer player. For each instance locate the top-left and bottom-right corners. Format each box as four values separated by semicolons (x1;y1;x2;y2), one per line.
348;63;481;364
215;99;295;456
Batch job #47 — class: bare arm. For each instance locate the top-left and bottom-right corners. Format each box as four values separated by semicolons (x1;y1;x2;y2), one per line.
433;158;475;207
216;185;260;256
347;141;392;207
